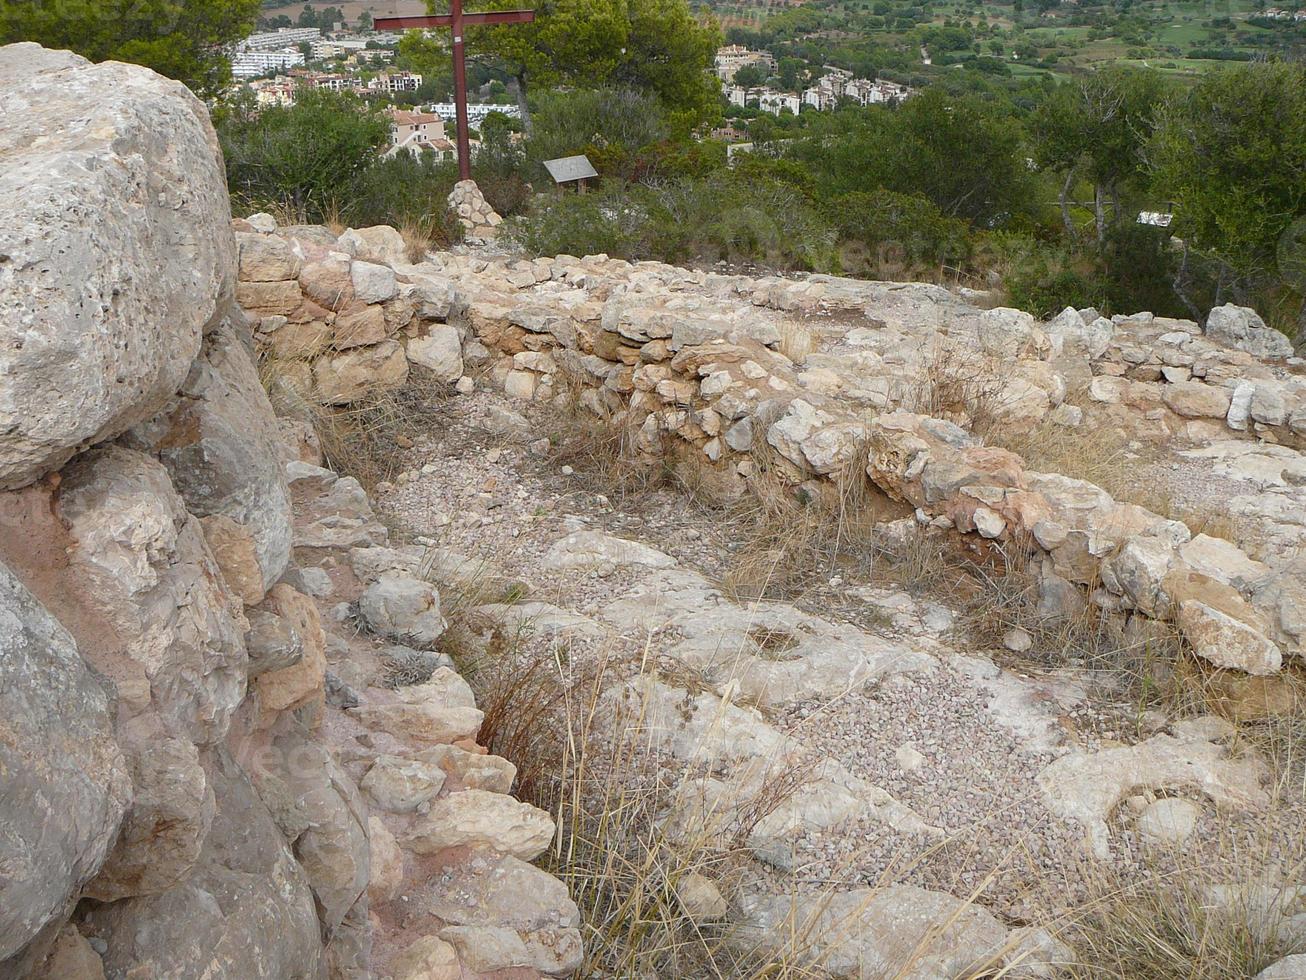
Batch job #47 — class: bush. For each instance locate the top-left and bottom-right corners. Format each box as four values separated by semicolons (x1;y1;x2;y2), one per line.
219;89;464;238
993;234;1106;317
527;88;671;182
220;90;389;219
510;173;836;270
347;154;462;248
827;189;973;279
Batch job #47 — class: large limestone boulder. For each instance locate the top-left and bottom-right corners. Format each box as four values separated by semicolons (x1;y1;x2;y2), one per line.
81;749;327;980
0;44;235;490
0;563;130;971
56;445;248;744
1205;304;1293;359
126;322;293;595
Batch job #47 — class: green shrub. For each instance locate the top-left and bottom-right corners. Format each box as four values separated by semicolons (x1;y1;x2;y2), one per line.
527;88;671;182
993;234;1106;317
510;173;836;270
220;90;389;219
827;189;973;278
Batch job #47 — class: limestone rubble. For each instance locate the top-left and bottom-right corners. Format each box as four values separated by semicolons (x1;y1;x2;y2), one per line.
5;35;1306;979
0;44;577;980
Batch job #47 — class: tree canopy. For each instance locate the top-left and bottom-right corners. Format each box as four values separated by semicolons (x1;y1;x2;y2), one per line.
0;0;261;98
413;0;720;132
1149;61;1306;297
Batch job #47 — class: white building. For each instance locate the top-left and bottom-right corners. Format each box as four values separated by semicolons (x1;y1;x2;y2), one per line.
757;89;801;115
246;78;298;107
231;48;305;79
367;71;423;93
714;44;777;82
427;103;520;125
844;77;912;105
240;27;320;51
801;72;913;111
303;73;360;92
729;86;800;115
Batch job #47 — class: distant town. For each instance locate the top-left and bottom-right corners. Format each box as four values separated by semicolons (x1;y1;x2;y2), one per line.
714;44;913;116
229;25;525;164
229;26;915;166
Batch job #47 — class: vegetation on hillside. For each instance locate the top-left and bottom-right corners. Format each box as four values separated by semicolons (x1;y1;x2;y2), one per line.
7;0;1301;337
0;0;261;98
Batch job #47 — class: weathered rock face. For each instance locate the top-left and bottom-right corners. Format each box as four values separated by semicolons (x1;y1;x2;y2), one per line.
126;322;293;596
56;445;248;744
0;44;235;490
80;749;327;979
1206;304;1293;359
0;563;130;969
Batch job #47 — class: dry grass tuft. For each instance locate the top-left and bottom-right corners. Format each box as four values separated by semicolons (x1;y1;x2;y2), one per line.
776;321;817;365
1064;841;1306;980
906;342;1012;435
547;406;675;507
454;628;828;977
718;440;902;603
398;216;437;264
259;355;452;492
987;413;1244;544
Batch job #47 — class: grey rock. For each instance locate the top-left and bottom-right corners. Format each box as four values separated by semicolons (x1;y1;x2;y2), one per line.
82;749;326;980
358;574;447;647
733;885;1016;979
1257;954;1306;979
0;562;130;969
0;44;234;489
325;671;361;709
127;322;293;590
1206;304;1293;359
245;609;304;678
57;446;247;744
84;736;214;903
250;731;369;932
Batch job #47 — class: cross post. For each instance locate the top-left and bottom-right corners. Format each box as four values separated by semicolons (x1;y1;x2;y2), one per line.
375;3;535;181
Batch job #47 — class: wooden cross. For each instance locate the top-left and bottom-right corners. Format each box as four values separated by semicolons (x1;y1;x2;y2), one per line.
375;3;535;181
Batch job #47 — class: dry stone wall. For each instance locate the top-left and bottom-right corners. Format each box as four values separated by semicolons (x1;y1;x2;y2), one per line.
240;229;1305;683
0;44;577;980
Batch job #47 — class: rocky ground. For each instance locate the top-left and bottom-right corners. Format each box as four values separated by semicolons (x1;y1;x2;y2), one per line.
6;37;1306;980
366;381;1305;937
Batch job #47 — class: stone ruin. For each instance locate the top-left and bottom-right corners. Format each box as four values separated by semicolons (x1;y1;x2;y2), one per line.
0;44;574;980
5;37;1306;980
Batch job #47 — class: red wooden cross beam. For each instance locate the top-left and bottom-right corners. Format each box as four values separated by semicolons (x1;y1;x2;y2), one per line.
375;3;535;181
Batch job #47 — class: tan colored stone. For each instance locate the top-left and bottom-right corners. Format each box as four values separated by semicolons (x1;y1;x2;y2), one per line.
1162;381;1232;419
405;789;554;859
236;232;299;282
1178;599;1281;675
267;319;331;359
390;936;460;980
298;256;355;311
313;340;409;405
200;514;265;606
332;303;388;350
366;816;403;904
38;923;106;979
236;279;303;316
254;584;327;719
